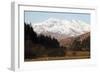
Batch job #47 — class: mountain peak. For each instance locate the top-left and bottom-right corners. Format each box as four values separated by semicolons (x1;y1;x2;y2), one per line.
46;18;60;21
43;18;62;26
32;18;90;39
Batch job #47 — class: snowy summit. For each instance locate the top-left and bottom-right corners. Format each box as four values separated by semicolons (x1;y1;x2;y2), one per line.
32;18;90;37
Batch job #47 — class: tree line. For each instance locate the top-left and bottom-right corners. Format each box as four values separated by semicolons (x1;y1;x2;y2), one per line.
24;23;65;59
24;23;60;49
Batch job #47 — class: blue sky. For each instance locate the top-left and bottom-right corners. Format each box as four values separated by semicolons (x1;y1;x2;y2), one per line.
24;11;90;24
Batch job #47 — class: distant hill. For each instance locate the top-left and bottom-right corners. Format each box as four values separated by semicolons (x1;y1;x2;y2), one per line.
58;32;90;51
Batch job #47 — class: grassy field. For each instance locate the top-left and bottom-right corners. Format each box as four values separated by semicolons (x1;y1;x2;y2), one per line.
25;51;90;62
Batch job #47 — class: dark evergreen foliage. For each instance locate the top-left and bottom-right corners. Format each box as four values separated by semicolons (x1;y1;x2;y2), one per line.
24;23;63;59
24;23;60;48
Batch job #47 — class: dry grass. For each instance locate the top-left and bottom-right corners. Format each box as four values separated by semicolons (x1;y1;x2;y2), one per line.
25;51;90;62
65;51;90;56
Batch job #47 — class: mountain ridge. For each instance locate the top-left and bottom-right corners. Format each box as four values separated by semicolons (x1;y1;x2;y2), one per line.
32;18;90;39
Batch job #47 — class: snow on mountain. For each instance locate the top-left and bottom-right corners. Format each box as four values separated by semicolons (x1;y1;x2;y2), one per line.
32;18;90;38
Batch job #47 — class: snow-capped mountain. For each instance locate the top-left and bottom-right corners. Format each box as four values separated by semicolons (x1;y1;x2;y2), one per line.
32;18;90;39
